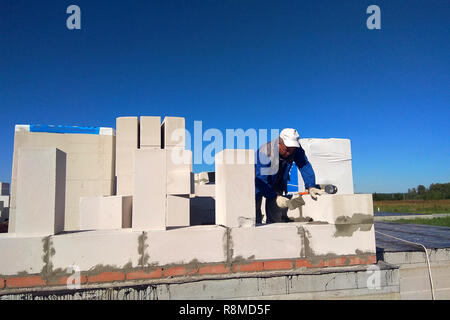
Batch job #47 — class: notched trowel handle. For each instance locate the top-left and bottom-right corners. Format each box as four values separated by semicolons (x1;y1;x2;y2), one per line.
323;184;338;194
297;184;338;196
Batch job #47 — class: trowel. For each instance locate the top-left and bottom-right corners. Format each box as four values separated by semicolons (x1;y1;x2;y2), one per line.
297;184;338;196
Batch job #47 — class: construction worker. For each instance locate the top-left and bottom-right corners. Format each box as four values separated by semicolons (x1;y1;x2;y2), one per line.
255;128;323;224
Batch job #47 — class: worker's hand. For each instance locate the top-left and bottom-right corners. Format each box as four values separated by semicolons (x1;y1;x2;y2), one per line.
309;187;325;200
276;195;290;209
288;195;305;210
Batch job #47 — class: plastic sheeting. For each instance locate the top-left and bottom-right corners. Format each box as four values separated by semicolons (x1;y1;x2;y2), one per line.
15;124;115;136
297;138;354;195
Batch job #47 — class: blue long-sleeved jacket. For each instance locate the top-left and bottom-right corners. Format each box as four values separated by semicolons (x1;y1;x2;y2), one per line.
255;138;318;200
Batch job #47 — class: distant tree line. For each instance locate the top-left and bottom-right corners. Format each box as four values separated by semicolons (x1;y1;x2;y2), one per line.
373;183;450;201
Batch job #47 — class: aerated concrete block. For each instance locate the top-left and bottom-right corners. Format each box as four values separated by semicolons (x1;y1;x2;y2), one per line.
65;179;115;231
116;117;139;176
302;223;376;258
161;117;185;149
215;149;256;228
116;174;134;196
15;148;66;235
133;149;166;230
231;223;304;261
147;225;227;266
80;196;132;230
301;194;374;225
167;149;192;195
51;229;142;272
140;116;161;148
65;153;114;181
0;234;46;276
166;195;190;227
195;184;215;198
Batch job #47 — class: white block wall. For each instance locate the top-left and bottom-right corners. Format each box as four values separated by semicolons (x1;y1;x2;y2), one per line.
301;194;374;224
302;223;376;257
52;229;142;272
147;225;227;266
231;223;304;261
0;234;46;276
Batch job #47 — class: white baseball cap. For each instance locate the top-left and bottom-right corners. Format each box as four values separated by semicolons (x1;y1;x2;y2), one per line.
280;128;301;148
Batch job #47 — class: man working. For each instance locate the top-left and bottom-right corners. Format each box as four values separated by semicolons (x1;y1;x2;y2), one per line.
255;128;323;224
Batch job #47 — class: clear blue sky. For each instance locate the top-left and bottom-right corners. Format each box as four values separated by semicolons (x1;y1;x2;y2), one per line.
1;0;449;193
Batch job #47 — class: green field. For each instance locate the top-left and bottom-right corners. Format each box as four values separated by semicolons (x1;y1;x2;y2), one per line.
391;216;450;228
373;199;450;214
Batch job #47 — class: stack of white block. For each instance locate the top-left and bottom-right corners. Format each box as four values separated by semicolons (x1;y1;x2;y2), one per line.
81;116;165;231
8;126;115;232
300;194;376;257
297;138;354;194
133;116;192;230
164;117;191;227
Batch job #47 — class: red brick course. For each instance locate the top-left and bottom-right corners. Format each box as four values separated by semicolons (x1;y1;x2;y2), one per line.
126;269;163;280
6;276;46;288
164;266;197;277
47;275;88;287
198;264;230;275
233;261;264;273
87;272;125;283
263;260;293;271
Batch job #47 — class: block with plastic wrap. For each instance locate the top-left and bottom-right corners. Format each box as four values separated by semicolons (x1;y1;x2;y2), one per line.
9;124;115;232
297;138;354;195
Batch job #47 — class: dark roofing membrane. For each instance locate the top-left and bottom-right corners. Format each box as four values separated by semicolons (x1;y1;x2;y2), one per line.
375;222;450;252
374;211;431;217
